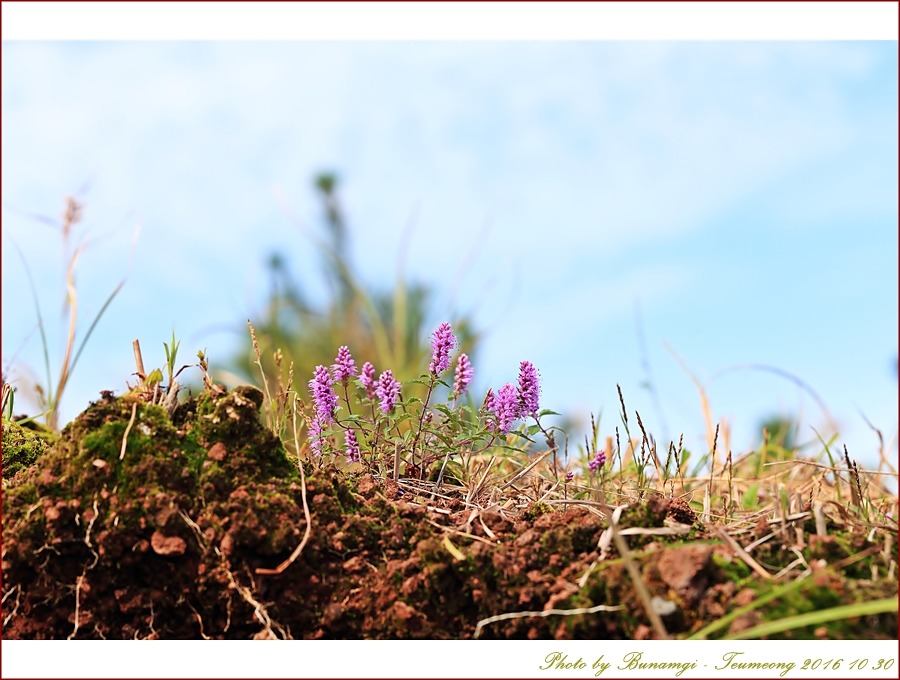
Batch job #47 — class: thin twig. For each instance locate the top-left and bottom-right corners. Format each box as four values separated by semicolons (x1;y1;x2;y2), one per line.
498;450;551;490
132;339;145;381
714;524;773;580
608;507;670;639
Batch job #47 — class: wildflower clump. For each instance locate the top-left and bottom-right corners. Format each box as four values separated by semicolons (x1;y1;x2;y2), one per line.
297;321;558;483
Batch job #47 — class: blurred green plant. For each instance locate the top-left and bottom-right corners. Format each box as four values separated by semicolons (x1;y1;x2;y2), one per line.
3;197;125;430
230;172;478;411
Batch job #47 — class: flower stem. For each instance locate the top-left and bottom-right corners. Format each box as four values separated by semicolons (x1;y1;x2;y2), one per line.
409;376;436;472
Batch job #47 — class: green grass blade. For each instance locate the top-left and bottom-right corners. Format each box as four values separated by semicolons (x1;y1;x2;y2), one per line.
69;279;125;378
812;426;842;503
392;272;408;374
3;383;14;419
11;239;54;406
688;578;808;640
721;597;898;640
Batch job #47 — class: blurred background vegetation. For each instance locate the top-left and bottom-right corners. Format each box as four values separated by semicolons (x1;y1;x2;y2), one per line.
227;172;479;404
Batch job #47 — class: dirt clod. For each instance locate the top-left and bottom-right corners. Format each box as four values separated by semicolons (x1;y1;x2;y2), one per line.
150;531;187;556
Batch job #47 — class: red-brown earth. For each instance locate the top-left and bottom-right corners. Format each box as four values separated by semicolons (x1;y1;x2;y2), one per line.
2;387;895;639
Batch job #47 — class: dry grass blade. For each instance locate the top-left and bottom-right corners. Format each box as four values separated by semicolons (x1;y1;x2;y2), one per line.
715;362;839;434
465;456;497;505
714;525;773;580
498;450;551;491
619;525;693;537
665;343;716;453
608;506;669;639
424;520;496;547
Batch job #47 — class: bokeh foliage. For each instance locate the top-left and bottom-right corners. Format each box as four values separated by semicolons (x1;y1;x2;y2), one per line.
230;173;478;402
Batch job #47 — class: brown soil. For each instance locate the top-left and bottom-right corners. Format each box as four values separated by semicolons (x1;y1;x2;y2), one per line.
2;387;896;639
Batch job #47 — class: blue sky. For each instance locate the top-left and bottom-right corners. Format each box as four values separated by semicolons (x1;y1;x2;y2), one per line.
2;40;897;464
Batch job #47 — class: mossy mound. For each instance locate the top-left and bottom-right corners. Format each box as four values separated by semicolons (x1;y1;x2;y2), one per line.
2;418;58;483
1;386;301;639
2;387;896;639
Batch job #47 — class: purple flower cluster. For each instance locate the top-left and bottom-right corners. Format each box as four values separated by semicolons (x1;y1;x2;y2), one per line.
517;361;540;415
484;360;542;434
376;369;401;413
306;330;544;465
309;365;338;424
307;365;340;457
344;428;360;464
332;345;357;384
588;449;607;472
429;322;456;375
565;470;575;483
359;361;376;399
488;383;520;434
453;353;473;396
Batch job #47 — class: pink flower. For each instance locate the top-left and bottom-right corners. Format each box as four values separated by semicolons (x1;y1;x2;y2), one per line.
517;361;540;415
429;322;456;375
376;370;401;413
453;353;473;396
332;346;357;383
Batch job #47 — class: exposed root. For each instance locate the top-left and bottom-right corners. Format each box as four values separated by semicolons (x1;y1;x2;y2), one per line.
179;509;208;550
256;403;312;576
67;567;89;640
119;401;138;460
223;562;290;639
474;602;626;639
188;601;211;640
83;497;100;569
2;585;21;627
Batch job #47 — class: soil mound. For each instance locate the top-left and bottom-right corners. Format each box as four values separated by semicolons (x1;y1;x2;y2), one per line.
2;388;895;639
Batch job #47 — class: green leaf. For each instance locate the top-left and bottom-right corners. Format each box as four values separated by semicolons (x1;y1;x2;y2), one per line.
722;598;898;640
432;431;455;448
742;483;760;510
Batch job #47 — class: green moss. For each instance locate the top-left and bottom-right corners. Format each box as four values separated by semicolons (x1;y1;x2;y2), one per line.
2;419;57;481
524;501;552;521
617;502;658;529
711;551;752;582
193;386;295;489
